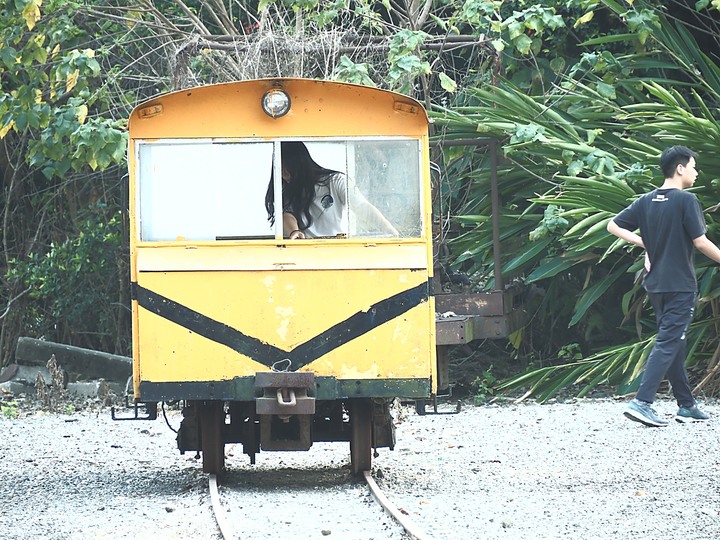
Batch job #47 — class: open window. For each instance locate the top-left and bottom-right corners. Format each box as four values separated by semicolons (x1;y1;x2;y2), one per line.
296;140;423;238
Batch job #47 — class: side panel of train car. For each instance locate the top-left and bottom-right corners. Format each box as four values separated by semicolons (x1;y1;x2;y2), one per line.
127;79;436;474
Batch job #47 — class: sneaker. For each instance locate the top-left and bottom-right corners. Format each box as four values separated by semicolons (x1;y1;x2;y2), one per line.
675;404;710;423
624;399;668;427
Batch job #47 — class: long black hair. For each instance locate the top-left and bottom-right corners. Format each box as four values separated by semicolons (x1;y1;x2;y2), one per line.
265;141;340;229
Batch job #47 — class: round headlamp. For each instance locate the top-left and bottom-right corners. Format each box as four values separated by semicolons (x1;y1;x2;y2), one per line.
261;89;291;118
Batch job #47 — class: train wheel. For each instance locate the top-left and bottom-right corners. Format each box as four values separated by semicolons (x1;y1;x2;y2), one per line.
350;399;372;475
200;401;225;476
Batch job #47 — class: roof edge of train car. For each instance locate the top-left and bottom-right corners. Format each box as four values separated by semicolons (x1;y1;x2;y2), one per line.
127;77;429;129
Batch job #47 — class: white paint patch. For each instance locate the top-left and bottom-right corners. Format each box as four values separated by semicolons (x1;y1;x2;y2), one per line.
392;324;410;344
275;306;295;341
339;364;380;378
261;275;276;303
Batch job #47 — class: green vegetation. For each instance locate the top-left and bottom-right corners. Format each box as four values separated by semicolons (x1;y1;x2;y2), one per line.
3;0;720;402
0;1;129;362
433;0;720;400
1;400;18;419
473;366;496;404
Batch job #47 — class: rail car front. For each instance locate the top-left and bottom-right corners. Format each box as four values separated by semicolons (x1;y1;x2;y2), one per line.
126;79;436;475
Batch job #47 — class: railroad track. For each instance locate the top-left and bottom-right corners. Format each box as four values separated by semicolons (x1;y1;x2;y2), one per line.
207;468;434;540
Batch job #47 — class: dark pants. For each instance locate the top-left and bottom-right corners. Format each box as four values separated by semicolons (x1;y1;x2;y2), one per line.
636;291;696;407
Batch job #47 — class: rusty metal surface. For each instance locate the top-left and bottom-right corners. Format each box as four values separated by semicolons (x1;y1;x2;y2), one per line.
434;290;506;316
255;371;317;415
436;315;501;344
256;395;316;415
435;346;450;392
434;286;525;344
254;371;315;388
436;309;524;344
259;414;312;450
371;399;396;450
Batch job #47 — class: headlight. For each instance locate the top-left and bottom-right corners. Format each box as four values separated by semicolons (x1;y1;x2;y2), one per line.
261;89;291;118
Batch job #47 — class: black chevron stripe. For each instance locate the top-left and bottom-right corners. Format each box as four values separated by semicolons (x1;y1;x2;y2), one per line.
132;281;428;370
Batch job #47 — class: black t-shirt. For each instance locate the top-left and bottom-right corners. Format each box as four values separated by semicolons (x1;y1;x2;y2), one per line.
613;188;706;292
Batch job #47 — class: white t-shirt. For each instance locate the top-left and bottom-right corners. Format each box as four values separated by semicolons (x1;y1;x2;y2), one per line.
303;173;369;238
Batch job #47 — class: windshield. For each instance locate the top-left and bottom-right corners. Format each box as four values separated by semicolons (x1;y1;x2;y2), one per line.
136;139;423;241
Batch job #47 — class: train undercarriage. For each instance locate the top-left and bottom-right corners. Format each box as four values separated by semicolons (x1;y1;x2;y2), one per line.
175;397;395;476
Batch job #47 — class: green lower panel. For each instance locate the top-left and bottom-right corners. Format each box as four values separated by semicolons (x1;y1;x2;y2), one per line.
139;376;431;402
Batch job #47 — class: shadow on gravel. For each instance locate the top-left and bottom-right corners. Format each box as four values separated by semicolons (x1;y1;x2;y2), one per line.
222;466;357;489
3;463;205;498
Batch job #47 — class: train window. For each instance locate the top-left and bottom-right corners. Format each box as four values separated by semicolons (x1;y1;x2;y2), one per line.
280;139;423;239
136;141;274;241
135;138;423;242
350;140;422;238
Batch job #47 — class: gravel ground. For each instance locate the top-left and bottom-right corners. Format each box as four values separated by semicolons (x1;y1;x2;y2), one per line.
1;395;718;540
381;397;720;540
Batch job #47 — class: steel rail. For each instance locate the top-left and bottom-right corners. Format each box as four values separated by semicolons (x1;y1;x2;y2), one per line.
209;470;432;540
363;470;434;540
209;474;236;540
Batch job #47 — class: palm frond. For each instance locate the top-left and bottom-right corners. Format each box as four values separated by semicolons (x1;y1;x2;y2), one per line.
431;1;720;400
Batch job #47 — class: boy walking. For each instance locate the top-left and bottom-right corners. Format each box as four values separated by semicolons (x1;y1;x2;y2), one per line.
607;146;720;426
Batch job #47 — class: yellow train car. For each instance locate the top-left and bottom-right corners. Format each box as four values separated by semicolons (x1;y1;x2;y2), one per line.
127;78;436;475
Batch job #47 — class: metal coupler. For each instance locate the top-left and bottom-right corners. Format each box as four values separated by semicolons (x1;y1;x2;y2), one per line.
255;371;315;415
